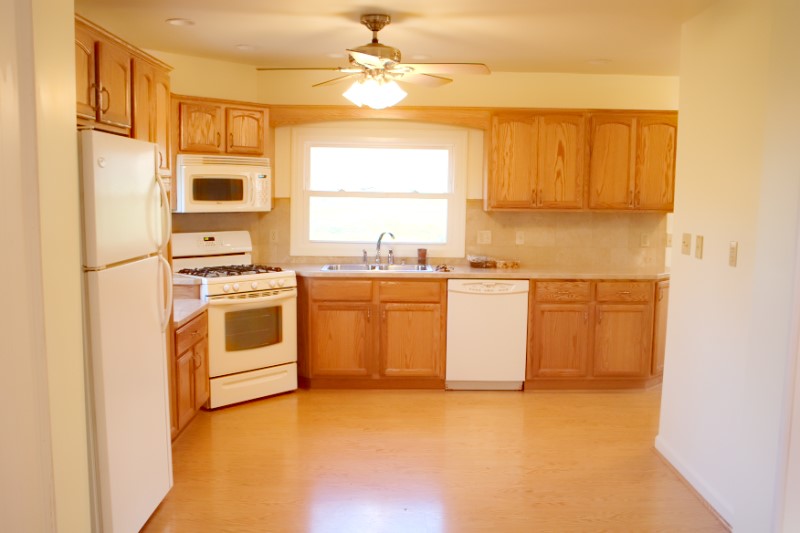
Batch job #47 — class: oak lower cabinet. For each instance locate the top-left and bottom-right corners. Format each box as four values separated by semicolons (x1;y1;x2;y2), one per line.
527;280;659;389
651;279;670;376
593;281;654;377
173;311;209;439
528;282;592;378
298;278;446;388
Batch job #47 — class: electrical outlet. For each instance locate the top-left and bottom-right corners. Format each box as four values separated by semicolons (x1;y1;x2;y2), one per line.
515;231;525;245
666;233;673;247
729;241;738;267
477;230;492;245
640;234;651;247
270;229;279;243
695;235;704;259
681;233;692;255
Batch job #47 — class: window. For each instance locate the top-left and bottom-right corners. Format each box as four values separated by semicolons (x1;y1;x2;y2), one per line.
290;122;468;257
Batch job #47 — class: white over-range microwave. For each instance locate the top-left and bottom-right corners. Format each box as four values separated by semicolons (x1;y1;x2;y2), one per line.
175;154;271;213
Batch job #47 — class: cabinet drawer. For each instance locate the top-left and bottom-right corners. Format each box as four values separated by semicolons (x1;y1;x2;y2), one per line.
378;281;442;302
310;280;372;301
534;281;591;302
595;281;653;302
175;312;207;355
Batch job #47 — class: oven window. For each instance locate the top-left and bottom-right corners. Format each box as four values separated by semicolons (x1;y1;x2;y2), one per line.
225;307;282;351
193;177;244;202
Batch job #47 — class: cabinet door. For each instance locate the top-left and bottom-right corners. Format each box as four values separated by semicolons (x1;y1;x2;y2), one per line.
226;107;265;155
652;280;670;376
380;303;443;378
193;336;209;410
176;349;196;431
635;115;677;210
588;114;636;209
179;102;224;153
537;114;585;209
95;39;132;129
488;114;537;208
593;303;652;377
154;71;171;175
309;302;372;376
529;303;590;378
75;24;97;120
132;59;155;145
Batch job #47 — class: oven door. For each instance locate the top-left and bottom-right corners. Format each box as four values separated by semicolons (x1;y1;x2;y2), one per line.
206;288;297;377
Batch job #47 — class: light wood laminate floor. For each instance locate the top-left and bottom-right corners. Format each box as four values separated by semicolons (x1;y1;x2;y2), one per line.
142;387;726;532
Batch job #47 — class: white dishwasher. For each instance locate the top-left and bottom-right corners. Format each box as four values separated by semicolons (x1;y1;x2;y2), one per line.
445;279;530;390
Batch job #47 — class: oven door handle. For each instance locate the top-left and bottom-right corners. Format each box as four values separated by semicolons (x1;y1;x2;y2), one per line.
208;289;297;306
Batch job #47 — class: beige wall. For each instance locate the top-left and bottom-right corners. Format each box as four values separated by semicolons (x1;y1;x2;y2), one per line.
2;0;92;531
256;70;679;110
656;0;800;529
147;50;260;103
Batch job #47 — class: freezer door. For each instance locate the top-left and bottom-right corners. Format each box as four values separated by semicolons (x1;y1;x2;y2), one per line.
84;256;173;532
80;130;162;268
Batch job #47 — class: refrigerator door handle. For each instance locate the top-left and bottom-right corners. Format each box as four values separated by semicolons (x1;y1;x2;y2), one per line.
155;174;172;254
158;254;173;332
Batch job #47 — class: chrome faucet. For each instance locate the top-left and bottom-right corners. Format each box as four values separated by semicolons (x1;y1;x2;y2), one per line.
375;232;395;264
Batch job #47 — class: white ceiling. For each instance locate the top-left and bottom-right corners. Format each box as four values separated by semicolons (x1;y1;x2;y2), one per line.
74;0;718;76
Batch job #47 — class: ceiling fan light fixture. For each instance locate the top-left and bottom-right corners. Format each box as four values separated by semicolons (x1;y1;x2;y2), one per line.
342;77;407;110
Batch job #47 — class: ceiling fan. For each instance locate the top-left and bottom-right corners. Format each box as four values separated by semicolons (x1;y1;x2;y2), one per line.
257;14;490;107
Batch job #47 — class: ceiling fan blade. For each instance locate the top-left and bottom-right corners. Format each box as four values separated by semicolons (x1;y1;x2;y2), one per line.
347;49;393;69
394;72;453;87
311;73;363;88
400;63;491;75
256;67;342;72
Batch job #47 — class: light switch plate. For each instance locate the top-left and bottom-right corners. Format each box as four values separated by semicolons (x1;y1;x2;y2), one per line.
729;241;738;267
515;231;525;245
681;233;692;255
477;230;492;245
640;234;651;247
695;235;704;259
666;233;673;247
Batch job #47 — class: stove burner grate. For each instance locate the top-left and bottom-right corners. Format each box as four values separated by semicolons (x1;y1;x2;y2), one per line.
178;264;284;278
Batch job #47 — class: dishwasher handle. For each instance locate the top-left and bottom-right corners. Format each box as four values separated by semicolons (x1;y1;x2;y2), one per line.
447;279;529;295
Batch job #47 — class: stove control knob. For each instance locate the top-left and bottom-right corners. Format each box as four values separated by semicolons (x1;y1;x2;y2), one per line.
278;279;286;287
233;283;240;291
269;280;278;288
251;281;259;290
223;284;231;293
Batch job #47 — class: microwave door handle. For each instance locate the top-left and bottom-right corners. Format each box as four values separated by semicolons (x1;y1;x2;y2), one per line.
208;289;297;306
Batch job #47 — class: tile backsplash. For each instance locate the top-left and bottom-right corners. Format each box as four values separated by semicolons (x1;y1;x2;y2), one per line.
172;199;666;271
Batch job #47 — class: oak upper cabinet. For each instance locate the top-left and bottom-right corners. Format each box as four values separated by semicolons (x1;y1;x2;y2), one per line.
378;281;445;379
177;97;267;156
588;112;677;211
528;282;592;378
488;112;585;210
179;102;224;153
75;21;132;131
76;16;172;143
593;282;654;377
652;279;670;376
307;280;373;377
226;107;265;154
173;311;209;438
132;58;172;176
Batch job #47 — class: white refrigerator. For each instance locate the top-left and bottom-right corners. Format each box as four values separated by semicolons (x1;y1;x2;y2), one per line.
79;130;173;532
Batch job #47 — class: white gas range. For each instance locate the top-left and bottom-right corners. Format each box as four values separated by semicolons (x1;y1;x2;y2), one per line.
172;231;297;408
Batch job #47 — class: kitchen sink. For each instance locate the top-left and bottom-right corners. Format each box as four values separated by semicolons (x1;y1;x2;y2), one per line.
321;264;434;272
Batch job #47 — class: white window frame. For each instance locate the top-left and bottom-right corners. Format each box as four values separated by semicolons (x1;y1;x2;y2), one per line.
289;122;468;258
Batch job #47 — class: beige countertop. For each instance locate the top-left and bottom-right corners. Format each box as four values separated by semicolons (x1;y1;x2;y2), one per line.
173;298;207;328
286;263;669;281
